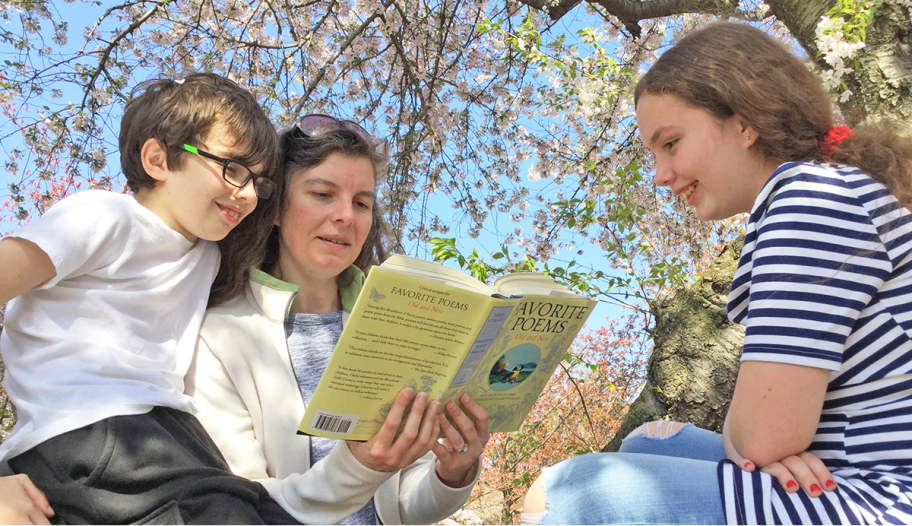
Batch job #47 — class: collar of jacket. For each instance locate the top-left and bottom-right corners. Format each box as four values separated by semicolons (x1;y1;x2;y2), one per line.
247;265;366;321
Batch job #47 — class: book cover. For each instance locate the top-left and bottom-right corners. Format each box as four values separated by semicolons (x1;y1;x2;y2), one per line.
298;262;595;440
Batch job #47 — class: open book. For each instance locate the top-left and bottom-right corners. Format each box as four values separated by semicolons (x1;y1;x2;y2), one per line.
298;254;595;440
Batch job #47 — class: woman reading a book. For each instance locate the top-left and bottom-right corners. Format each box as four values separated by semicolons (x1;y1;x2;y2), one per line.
521;22;912;525
185;115;490;524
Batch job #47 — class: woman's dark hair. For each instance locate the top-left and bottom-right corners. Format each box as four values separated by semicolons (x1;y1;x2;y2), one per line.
634;21;912;210
260;124;390;276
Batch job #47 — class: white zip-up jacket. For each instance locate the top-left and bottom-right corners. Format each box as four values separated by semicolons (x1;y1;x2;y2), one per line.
185;267;479;524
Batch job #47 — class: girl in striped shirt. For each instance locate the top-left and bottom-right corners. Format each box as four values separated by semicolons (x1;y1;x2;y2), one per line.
521;21;912;525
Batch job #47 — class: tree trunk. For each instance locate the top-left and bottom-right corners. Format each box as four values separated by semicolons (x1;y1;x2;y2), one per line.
502;491;515;526
522;1;912;134
764;0;832;59
0;304;12;445
768;0;912;136
840;1;912;135
602;239;744;452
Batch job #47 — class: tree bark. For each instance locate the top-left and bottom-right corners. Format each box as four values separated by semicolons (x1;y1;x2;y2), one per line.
767;0;912;136
602;239;744;452
520;0;741;36
502;493;513;526
840;1;912;135
0;305;11;445
521;0;912;135
764;0;832;58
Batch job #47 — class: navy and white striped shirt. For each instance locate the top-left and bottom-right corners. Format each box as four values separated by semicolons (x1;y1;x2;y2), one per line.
720;162;912;524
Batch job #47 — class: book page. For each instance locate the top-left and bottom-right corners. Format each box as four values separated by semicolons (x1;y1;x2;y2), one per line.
493;272;581;297
379;254;495;296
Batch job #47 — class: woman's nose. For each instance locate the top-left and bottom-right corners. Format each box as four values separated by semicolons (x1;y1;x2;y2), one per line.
332;201;355;224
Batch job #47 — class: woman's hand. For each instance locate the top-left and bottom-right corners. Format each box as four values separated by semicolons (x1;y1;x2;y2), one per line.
761;451;836;497
432;393;490;488
0;474;54;525
347;388;441;472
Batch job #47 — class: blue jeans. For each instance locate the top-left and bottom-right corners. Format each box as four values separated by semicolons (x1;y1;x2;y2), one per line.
538;424;726;524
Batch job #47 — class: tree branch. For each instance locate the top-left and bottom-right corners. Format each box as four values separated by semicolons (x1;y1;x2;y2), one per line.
558;361;598;438
291;0;394;117
517;0;583;20
81;2;164;109
519;0;741;36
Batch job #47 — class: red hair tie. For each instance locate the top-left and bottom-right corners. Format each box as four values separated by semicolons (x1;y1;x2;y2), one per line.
821;125;853;158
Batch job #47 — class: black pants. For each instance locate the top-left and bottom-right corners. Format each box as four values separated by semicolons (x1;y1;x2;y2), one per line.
8;407;300;525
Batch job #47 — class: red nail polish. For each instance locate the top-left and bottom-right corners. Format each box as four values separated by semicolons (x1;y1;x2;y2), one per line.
786;481;798;490
810;484;821;493
825;480;836;490
743;462;754;470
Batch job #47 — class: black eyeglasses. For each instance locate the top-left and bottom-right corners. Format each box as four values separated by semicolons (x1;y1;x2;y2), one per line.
293;114;373;142
182;144;274;199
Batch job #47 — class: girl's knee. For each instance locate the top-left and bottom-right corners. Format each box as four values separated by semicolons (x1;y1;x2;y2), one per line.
625;420;686;440
520;509;547;525
522;473;548;516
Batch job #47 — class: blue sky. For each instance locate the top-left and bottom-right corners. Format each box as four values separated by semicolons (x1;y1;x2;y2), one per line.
1;1;639;327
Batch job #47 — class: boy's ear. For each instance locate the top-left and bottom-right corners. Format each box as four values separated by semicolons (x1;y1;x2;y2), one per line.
140;138;170;183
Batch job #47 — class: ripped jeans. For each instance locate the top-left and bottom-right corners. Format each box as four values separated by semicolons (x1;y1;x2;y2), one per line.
533;423;727;524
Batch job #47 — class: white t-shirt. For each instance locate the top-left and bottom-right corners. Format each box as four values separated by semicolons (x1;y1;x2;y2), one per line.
0;191;220;463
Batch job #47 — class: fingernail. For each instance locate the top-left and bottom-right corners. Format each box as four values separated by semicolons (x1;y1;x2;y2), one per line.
825;480;836;490
786;480;798;490
743;461;754;470
810;484;821;493
461;392;470;403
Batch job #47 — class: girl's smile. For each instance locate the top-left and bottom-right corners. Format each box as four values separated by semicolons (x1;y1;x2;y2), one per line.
635;93;775;221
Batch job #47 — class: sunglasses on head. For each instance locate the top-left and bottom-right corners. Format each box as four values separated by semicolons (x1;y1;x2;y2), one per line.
293;114;373;142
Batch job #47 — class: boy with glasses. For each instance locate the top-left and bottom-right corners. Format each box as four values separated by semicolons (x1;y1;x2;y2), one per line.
0;73;297;524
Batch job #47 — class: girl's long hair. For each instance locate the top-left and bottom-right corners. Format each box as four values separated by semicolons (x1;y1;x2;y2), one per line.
634;21;912;210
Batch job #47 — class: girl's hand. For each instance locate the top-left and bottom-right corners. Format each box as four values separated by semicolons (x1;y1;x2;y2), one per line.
761;451;836;497
432;393;490;488
725;422;836;498
347;388;441;472
0;474;54;525
722;413;757;473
